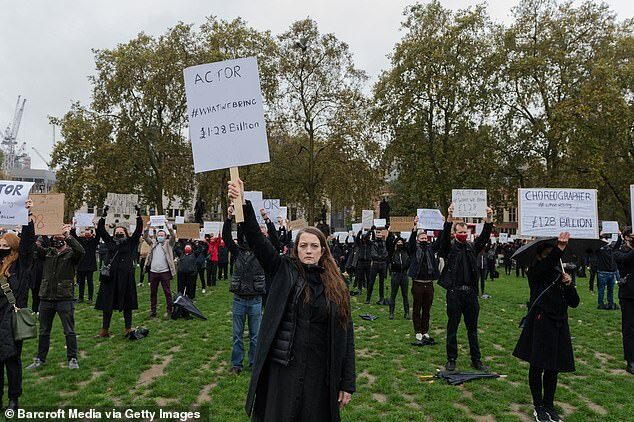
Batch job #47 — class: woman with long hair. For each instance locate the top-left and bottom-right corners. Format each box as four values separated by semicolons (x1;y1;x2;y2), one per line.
228;179;355;422
0;199;33;411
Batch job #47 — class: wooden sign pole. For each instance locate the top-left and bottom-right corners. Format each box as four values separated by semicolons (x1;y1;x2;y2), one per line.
230;167;245;223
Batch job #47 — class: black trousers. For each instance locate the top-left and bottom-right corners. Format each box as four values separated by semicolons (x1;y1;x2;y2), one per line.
529;366;558;408
37;300;78;362
218;263;229;280
621;299;634;363
197;268;206;290
0;340;23;400
355;261;371;291
139;258;147;283
102;309;133;330
389;272;409;313
177;272;197;299
30;283;41;313
368;262;387;301
478;268;487;294
516;265;525;278
589;268;597;291
412;281;434;335
446;289;481;361
77;270;94;301
504;261;513;275
206;261;217;286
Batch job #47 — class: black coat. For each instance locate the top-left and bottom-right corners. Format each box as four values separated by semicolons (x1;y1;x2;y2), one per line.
94;216;142;312
71;229;100;272
614;245;634;300
0;221;34;362
242;202;355;422
513;247;580;372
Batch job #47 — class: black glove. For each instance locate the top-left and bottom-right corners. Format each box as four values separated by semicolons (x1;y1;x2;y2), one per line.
135;205;141;217
102;205;109;218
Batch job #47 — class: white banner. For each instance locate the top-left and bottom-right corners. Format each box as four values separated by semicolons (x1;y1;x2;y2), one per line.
0;181;34;226
416;209;444;230
150;215;166;227
518;188;599;239
184;57;270;173
74;213;95;228
362;210;374;229
203;221;223;235
373;218;386;228
452;189;487;218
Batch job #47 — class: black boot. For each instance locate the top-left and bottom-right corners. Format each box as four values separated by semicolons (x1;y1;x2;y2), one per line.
389;302;395;320
627;362;634;375
404;307;410;320
8;397;18;410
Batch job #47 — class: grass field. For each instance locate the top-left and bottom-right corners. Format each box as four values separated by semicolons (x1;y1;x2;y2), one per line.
9;269;634;421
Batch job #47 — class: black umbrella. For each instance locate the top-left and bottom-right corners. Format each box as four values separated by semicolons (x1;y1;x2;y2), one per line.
436;371;500;385
171;292;207;320
359;313;378;321
512;237;606;268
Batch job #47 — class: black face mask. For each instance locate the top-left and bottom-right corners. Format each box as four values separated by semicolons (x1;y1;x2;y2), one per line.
115;233;126;239
396;244;404;250
0;249;10;258
52;239;65;248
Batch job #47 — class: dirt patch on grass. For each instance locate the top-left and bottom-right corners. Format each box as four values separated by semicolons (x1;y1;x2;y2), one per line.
508;403;532;422
454;403;496;421
156;397;178;406
581;397;608;415
196;382;218;404
357;348;379;358
593;351;612;366
373;393;387;403
359;369;376;386
556;402;577;416
78;370;104;388
492;344;504;351
458;385;473;399
136;346;181;387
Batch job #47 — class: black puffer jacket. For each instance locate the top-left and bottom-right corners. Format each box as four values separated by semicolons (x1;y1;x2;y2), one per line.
614;244;634;300
370;238;388;263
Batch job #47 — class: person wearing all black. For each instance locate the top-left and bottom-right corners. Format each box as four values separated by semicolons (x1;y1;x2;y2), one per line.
502;243;514;276
194;241;207;294
613;228;634;375
30;236;47;313
515;241;526;278
408;217;443;344
438;203;493;372
485;244;497;282
228;181;355;422
97;241;109;270
588;253;597;292
355;230;371;297
177;244;198;299
389;237;410;320
218;241;229;280
71;226;100;304
513;233;579;422
367;227;389;305
0;200;34;411
94;206;142;337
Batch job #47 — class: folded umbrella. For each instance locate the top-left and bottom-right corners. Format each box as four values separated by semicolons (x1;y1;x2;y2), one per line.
359;313;378;321
512;237;605;268
436;371;500;385
172;292;207;320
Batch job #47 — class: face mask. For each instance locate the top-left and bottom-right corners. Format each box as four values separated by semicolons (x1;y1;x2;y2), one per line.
85;233;92;238
396;244;403;250
455;233;468;243
52;239;65;248
0;249;10;258
184;246;192;254
419;240;428;245
157;236;165;243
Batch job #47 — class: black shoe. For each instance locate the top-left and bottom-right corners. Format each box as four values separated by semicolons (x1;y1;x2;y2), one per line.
445;360;456;371
7;397;18;410
389;312;394;320
404;311;411;320
149;313;157;319
364;299;370;305
471;359;489;371
627;362;634;375
611;303;620;310
376;300;382;305
543;406;562;422
229;366;242;375
533;406;551;422
597;303;607;310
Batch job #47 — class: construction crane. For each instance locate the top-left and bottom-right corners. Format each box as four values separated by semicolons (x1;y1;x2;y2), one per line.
2;96;27;170
31;147;52;170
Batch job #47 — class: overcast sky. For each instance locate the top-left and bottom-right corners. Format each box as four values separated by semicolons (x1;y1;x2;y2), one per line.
1;0;632;169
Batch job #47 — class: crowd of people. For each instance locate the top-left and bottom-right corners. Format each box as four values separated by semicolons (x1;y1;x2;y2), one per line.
0;187;633;422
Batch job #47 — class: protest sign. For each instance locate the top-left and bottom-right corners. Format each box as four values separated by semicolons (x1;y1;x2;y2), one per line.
426;231;435;237
199;229;206;240
491;236;498;244
31;193;65;236
177;223;200;240
390;217;414;232
203;221;222;235
251;199;280;225
373;218;387;228
184;57;270;173
106;193;137;226
337;232;348;243
416;209;444;230
244;191;263;203
150;215;166;227
400;232;411;241
611;233;619;242
499;233;509;243
288;218;308;231
452;189;487;218
74;213;95;228
602;221;619;234
175;216;185;225
0;181;34;226
352;223;363;234
518;188;599;239
279;206;288;220
362;210;374;229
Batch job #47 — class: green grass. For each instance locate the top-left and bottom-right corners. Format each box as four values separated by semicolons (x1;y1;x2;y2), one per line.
9;269;634;421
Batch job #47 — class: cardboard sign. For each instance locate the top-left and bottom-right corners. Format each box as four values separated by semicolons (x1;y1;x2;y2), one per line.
390;216;414;232
203;221;222;235
518;188;599;239
288;219;308;231
362;210;374;229
177;223;200;240
499;233;509;243
373;218;387;228
352;223;363;234
31;193;65;235
184;57;270;173
0;181;34;226
175;216;185;225
74;213;95;228
602;221;619;234
416;209;444;230
150;215;166;227
106;193;138;226
452;189;487;218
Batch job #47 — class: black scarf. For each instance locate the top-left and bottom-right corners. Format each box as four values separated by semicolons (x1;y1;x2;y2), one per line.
302;263;325;298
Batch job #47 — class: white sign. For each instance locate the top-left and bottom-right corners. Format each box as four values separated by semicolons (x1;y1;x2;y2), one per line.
0;181;34;226
602;221;619;234
150;215;166;227
491;236;498;244
74;213;95;228
337;232;348;243
475;223;484;235
175;216;185;225
244;191;263;203
203;221;222;235
362;210;374;229
611;233;619;242
400;231;411;241
184;57;270;173
452;189;487;218
499;233;509;243
416;209;444;230
352;223;363;234
374;218;386;228
252;199;280;225
518;188;599;239
426;230;435;236
279;206;288;220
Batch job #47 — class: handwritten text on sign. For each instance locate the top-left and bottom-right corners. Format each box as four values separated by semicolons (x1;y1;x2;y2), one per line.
184;57;270;173
452;190;487;218
0;181;34;226
518;188;598;239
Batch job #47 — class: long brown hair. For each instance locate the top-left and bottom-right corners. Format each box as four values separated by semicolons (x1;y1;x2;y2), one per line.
0;232;20;277
293;227;351;328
